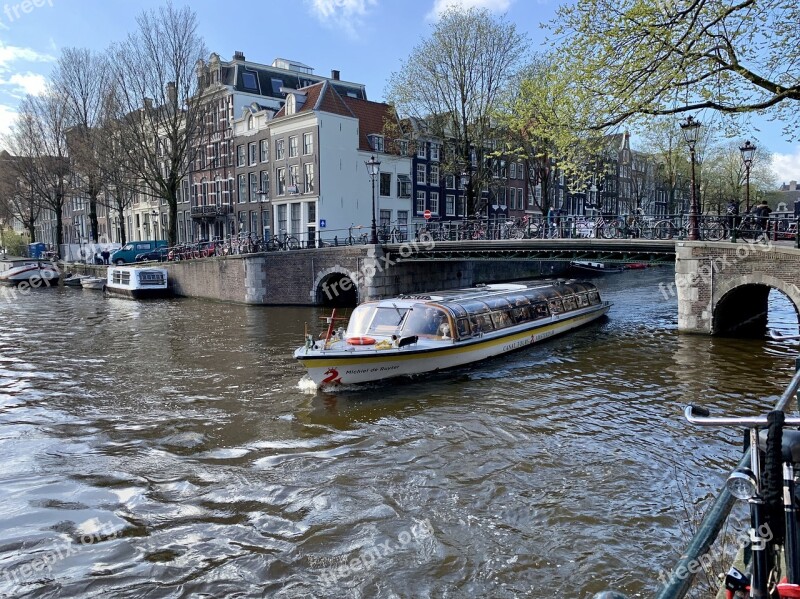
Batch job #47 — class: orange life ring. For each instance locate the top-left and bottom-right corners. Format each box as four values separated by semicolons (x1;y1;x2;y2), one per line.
346;336;376;346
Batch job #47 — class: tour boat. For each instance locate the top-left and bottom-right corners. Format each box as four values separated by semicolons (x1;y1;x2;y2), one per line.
569;261;624;274
0;259;61;286
105;266;171;299
294;280;611;386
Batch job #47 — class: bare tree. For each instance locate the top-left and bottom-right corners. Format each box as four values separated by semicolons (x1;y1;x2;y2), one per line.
386;6;527;215
106;3;207;245
0;150;41;241
53;47;109;243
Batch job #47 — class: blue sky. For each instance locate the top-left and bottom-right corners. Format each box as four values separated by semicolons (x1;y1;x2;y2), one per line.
0;0;798;184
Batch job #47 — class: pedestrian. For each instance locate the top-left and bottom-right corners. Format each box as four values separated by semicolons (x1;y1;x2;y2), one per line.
101;249;110;265
754;200;772;234
726;199;739;232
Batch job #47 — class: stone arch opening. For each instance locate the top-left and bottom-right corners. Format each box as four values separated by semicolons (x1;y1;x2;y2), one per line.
713;284;800;337
315;272;358;307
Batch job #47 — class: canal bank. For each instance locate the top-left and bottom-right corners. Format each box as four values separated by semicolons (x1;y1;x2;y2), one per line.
63;247;564;305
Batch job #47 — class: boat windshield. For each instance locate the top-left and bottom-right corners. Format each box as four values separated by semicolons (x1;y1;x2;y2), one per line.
401;305;452;338
345;304;409;337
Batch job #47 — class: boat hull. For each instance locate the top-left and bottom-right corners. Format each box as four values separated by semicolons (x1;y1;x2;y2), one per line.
0;263;61;286
105;286;173;299
296;303;610;386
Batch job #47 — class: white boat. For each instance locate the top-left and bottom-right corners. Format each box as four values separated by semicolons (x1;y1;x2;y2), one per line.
80;277;106;290
105;266;171;299
63;273;89;287
0;259;61;286
569;261;624;274
294;280;611;387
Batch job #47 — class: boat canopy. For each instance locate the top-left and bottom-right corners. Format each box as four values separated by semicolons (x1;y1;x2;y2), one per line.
345;281;602;342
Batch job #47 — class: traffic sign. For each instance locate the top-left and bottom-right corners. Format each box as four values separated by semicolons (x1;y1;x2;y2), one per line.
319;219;327;228
424;210;432;220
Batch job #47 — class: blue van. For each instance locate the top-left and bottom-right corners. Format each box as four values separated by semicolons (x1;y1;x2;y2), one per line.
111;240;168;265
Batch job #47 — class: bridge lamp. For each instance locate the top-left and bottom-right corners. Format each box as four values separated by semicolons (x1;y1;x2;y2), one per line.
680;116;702;241
365;155;381;244
739;140;756;213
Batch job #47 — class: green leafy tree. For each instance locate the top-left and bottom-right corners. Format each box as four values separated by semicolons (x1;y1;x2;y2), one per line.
552;0;800;137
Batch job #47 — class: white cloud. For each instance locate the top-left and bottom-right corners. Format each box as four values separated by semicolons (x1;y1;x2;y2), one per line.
772;146;800;185
2;72;48;96
307;0;377;38
0;42;54;73
0;103;17;136
427;0;513;20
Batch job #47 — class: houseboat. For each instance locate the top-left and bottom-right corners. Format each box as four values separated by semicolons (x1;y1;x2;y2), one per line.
105;266;171;299
0;259;60;286
294;280;611;387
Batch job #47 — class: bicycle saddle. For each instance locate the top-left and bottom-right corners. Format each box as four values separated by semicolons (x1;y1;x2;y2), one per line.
758;429;800;463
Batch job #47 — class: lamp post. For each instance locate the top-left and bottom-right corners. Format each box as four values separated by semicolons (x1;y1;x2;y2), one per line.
740;140;756;213
680;116;702;241
150;210;159;240
365;155;381;244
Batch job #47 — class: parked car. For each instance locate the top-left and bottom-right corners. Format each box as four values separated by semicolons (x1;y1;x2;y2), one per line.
111;240;168;265
134;247;170;263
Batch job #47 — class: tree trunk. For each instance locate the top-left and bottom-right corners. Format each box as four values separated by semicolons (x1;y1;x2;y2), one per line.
89;195;99;243
118;205;127;246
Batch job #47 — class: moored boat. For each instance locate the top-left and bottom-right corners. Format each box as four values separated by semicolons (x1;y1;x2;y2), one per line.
569;261;624;274
105;266;171;299
80;277;106;290
63;273;89;287
0;259;61;286
294;280;611;387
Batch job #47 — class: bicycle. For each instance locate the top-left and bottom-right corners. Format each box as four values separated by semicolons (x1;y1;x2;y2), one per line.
346;224;368;246
686;405;800;598
266;232;300;251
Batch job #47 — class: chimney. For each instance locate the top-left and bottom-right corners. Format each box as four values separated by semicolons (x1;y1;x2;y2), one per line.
166;81;177;106
791;180;798;191
143;97;153;111
331;69;340;81
233;50;245;62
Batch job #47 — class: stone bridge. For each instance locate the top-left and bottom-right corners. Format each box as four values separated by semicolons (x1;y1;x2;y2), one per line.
675;240;800;335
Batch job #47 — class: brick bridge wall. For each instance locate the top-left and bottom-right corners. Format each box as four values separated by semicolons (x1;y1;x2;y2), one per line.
675;241;800;334
67;246;563;305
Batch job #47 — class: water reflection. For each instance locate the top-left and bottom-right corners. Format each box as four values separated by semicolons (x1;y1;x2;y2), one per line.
0;268;798;597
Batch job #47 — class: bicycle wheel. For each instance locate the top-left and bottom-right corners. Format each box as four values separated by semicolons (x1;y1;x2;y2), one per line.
701;220;725;242
640;223;656;240
653;220;674;240
286;236;300;250
601;222;619;239
266;238;278;251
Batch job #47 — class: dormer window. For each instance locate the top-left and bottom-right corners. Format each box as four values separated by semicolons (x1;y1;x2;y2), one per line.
368;135;384;152
286;93;296;115
242;71;258;92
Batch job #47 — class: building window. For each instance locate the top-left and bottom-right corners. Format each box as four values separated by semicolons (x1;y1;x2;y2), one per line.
237;174;247;203
398;140;408;156
303;132;313;155
380;209;391;227
446;194;455;216
276;167;286;195
416;191;425;214
277;204;287;233
304;163;314;193
510;187;516;210
260;139;269;162
397;210;408;227
397;175;411;198
510;162;517;179
417;143;426;159
291;202;301;233
429;165;439;186
289;165;299;192
275;139;284;160
430;192;439;214
249;172;259;201
369;135;384;152
379;172;391;197
289;136;298;158
249;143;257;165
445;174;455;189
236;145;245;167
260;171;269;198
416;164;426;185
430;143;439;161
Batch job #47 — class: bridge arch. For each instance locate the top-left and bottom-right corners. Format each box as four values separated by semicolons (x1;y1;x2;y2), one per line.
311;267;360;307
713;274;800;336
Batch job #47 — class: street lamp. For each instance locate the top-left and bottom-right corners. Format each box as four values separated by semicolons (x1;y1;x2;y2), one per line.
150;210;159;239
365;155;381;244
680;115;702;241
740;140;756;213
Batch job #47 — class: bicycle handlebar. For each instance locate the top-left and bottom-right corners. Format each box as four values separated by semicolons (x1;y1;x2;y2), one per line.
685;405;800;427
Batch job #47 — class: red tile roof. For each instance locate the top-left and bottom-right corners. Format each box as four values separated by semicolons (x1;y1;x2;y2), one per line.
342;96;396;152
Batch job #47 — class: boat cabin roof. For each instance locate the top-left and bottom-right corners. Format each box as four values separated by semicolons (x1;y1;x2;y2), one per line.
374;280;598;314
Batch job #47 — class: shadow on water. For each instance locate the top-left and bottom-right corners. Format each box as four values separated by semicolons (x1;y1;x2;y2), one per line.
0;267;798;598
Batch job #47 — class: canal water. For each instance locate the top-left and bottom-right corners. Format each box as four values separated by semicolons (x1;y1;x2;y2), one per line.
0;267;798;598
